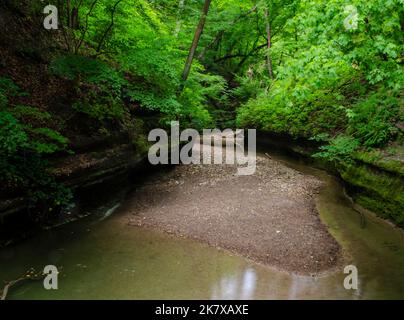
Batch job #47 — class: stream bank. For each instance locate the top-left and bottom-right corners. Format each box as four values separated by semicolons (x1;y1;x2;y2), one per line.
1;145;404;299
0;131;150;247
125;145;342;275
256;131;404;228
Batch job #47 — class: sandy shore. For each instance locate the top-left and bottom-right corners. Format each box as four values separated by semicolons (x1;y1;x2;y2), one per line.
123;145;342;275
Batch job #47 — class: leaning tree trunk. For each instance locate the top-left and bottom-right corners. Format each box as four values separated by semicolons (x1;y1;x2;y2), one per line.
179;0;212;92
264;8;274;79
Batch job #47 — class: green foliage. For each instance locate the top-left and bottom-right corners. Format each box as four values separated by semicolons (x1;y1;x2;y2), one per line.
0;76;27;108
235;0;403;165
175;70;225;129
30;127;69;154
0;76;23;96
313;135;360;163
121;43;220;129
230;77;263;103
0;111;72;212
51;54;124;88
353;149;404;175
11;105;52;121
72;94;125;121
3;0;402;224
0;110;28;154
59;0;226;128
51;54;126;121
0;76;71;216
347;88;401;147
237;66;349;138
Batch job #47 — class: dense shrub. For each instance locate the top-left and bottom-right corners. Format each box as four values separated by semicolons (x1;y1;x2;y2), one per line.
236;0;403;163
0;77;71;217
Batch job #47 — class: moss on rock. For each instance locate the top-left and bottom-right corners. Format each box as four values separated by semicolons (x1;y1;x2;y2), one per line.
338;162;404;226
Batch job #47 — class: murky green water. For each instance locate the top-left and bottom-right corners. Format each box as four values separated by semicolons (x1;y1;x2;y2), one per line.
1;152;403;299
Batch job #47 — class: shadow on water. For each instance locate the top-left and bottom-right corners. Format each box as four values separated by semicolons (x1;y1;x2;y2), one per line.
0;150;404;299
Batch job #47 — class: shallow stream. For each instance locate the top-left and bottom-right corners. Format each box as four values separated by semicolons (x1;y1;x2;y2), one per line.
1;151;403;299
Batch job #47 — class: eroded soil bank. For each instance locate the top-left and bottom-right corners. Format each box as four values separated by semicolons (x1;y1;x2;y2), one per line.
124;145;342;275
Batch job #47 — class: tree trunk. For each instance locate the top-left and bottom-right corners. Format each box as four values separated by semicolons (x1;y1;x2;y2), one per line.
71;7;79;29
67;0;71;27
264;8;274;79
179;0;212;92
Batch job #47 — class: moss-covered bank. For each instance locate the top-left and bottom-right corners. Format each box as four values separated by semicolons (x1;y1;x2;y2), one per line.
338;160;403;227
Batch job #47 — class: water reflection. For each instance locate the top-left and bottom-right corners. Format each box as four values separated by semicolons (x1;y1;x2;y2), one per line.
211;267;257;300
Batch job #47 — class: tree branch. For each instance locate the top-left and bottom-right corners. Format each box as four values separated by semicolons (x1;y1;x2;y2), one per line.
214;43;267;63
198;4;258;60
75;0;99;53
95;0;124;55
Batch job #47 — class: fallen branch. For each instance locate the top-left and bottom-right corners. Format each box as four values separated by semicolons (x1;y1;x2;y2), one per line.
1;268;45;300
